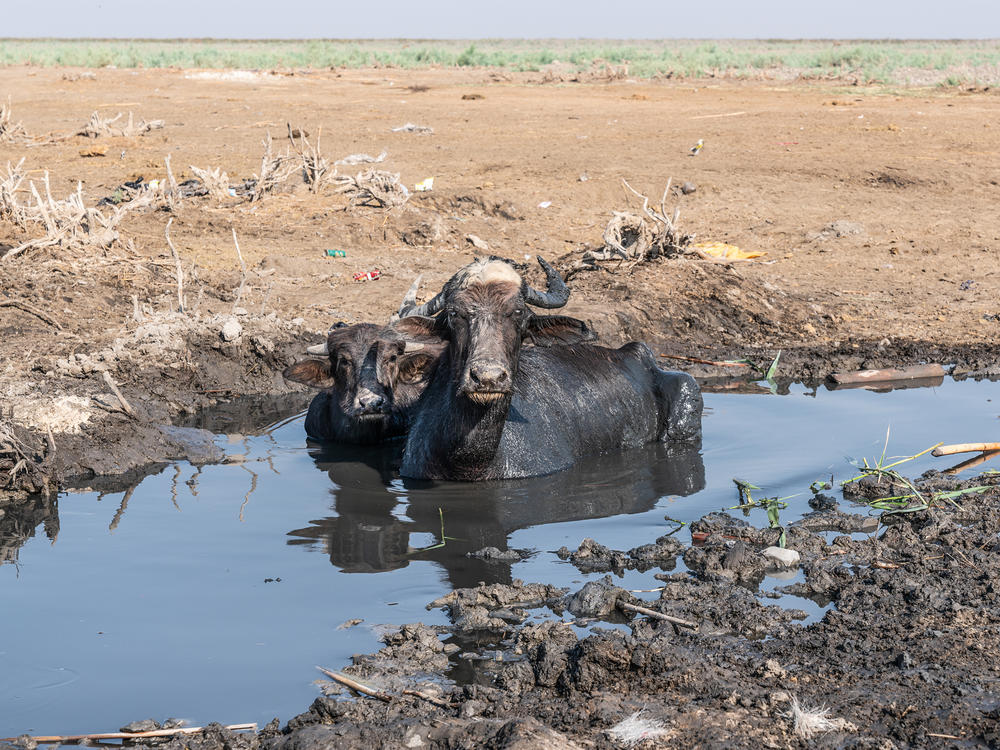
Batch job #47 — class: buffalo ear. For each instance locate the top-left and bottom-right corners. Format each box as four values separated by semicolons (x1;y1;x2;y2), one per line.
524;315;597;346
393;315;447;343
283;359;335;389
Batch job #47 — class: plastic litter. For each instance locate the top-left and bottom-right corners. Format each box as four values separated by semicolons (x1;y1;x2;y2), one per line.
689;138;704;155
537;201;552;209
353;270;381;282
414;177;434;192
691;241;766;260
325;249;347;258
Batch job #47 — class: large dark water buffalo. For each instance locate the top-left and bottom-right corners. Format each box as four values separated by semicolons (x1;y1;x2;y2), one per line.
396;256;703;480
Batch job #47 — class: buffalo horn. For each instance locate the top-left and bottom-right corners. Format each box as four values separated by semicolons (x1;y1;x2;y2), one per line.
400;289;446;318
403;341;426;352
306;342;329;355
523;256;570;309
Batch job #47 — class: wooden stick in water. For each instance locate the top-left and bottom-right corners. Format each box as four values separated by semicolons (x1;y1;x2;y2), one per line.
316;666;391;702
932;442;1000;457
0;723;257;744
618;601;698;631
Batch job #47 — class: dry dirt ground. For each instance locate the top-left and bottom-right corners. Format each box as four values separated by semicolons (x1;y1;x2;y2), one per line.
1;66;1000;748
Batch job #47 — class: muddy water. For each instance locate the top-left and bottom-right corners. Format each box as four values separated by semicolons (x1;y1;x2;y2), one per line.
2;378;999;737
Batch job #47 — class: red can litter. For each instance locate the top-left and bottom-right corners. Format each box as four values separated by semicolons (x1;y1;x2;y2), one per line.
353;269;381;282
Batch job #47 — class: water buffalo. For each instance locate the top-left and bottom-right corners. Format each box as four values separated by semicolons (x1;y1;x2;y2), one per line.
396;256;703;480
284;281;446;443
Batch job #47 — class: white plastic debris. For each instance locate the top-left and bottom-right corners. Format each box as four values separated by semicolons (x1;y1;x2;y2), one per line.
762;546;800;567
335;150;387;166
414;177;434;192
537;200;552;208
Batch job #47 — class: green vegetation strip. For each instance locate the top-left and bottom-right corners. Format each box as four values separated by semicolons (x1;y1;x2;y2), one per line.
0;39;998;83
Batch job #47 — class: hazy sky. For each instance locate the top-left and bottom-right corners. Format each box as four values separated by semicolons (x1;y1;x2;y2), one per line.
4;0;998;39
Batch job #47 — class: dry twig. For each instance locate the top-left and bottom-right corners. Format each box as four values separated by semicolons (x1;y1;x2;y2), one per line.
0;299;62;330
189;165;231;202
0;96;28;143
288;123;333;191
101;371;136;418
164;218;185;313
231;228;248;311
618;600;699;631
77;111;164;138
251;132;296;201
0;723;257;745
316;666;391;702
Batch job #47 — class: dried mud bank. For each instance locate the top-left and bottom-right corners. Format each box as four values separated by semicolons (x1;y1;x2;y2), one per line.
36;470;996;749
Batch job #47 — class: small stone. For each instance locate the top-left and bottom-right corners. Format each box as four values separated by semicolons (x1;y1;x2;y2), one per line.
680;181;697;194
762;546;800;567
119;719;160;733
232;307;249;316
220;317;242;342
466;234;490;251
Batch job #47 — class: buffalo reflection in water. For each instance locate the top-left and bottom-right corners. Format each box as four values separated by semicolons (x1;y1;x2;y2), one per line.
286;440;705;589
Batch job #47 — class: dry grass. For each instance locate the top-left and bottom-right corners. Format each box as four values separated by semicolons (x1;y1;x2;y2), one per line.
334;169;410;209
77;111;164;138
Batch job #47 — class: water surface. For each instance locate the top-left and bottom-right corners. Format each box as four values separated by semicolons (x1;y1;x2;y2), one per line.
2;377;998;736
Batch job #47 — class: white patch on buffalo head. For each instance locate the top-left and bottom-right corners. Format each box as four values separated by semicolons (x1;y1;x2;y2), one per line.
455;259;522;289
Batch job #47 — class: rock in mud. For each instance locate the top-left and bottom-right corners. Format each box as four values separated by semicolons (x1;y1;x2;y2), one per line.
220;317;243;342
564;575;630;618
556;534;683;573
467;546;523;562
762;546;800;567
427;580;567;632
120;719;161;733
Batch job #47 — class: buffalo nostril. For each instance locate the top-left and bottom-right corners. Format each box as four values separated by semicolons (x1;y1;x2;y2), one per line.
469;364;509;388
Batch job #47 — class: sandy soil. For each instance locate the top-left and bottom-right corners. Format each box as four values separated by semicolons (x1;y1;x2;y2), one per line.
2;65;1000;748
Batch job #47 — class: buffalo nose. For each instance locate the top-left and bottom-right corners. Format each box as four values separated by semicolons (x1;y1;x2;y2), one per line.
357;391;386;411
469;363;509;389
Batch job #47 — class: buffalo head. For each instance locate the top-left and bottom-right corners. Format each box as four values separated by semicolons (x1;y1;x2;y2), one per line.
399;256;594;404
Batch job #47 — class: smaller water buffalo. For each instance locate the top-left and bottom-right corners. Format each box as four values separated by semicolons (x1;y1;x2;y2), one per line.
284;321;445;444
398;256;703;479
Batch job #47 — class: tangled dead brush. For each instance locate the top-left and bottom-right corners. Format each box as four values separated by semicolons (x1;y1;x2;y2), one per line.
0;159;29;229
1;172;158;260
0;418;51;495
250;133;297;202
77;111;164;138
0;96;29;144
287;124;333;192
189;165;231;202
334;169;410;209
569;178;693;275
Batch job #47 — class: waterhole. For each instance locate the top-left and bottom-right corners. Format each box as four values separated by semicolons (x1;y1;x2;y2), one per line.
2;377;997;736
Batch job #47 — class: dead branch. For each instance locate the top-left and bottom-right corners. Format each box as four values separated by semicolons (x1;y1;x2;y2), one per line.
617;601;699;631
316;666;392;702
334;169;410;209
569;178;694;275
287;123;333;192
0;158;29;228
101;371;136;418
0;96;28;143
189;165;231;201
164;218;185;313
77;111;164;138
231;228;248;310
251;132;296;201
0;299;62;330
0;723;257;745
2;172;157;261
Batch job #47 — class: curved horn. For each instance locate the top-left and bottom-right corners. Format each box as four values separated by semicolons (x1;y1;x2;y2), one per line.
306;342;329;355
396;275;422;317
400;289;447;318
523;255;570;309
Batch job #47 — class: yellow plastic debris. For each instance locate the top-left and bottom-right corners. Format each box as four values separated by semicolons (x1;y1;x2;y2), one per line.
691;241;766;260
414;177;434;192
